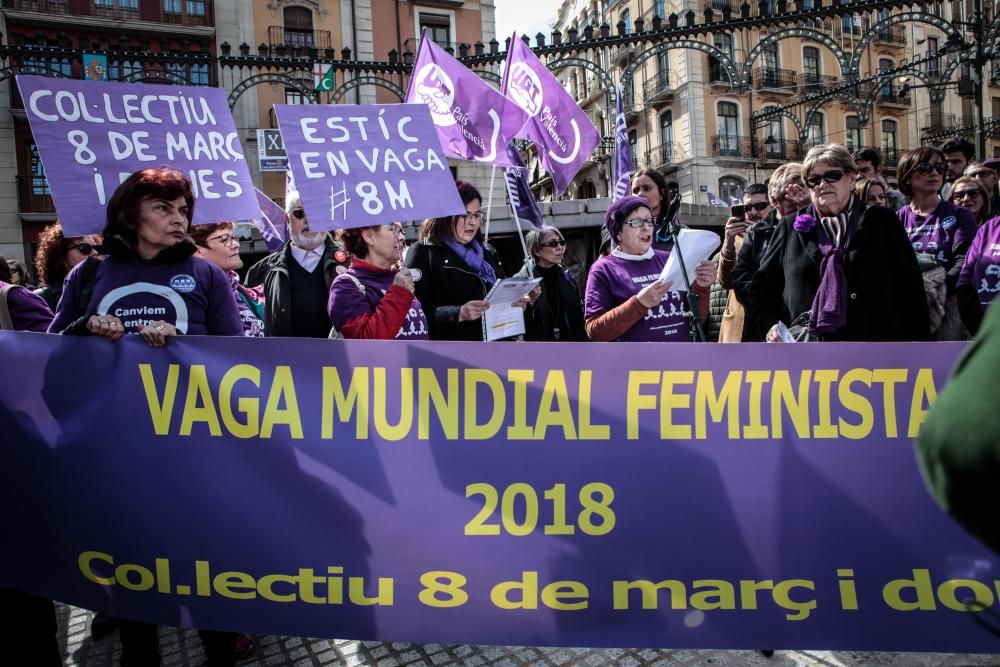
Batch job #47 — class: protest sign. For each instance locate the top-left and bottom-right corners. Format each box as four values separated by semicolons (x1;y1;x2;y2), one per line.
2;334;999;653
17;76;259;236
275;103;465;231
406;34;528;167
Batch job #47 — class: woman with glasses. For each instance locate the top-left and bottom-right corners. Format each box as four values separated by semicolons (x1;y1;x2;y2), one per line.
190;221;265;337
406;181;522;341
585;195;713;342
515;225;586;341
855;177;890;209
751;144;928;342
7;258;34;288
329;223;428;340
947;175;991;225
33;223;102;312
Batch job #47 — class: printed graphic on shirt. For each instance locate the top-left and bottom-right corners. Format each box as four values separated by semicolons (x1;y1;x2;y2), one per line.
381;289;429;339
980;264;1000;297
169;274;197;293
96;282;190;333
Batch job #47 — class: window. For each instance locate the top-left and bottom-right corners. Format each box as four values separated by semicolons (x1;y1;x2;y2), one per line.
578;181;597;199
654;0;665;17
882;119;898;159
715;33;734;61
621;9;631;33
24;56;71;77
284;7;315;48
419;11;451;49
803;47;820;85
30;143;49;196
657;49;669;83
877;8;890;38
163;0;181;12
108;59;142;81
628;129;637;169
719;175;746;203
190;62;209;86
718;101;739;155
709;33;734;82
660;110;674;151
285;88;308;105
927;37;940;76
806;112;825;144
762;43;779;72
879;58;894;96
762;108;783;157
166;62;187;82
846;116;862;152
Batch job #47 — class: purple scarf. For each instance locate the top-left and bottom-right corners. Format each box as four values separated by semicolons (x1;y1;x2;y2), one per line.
807;197;865;336
443;237;497;285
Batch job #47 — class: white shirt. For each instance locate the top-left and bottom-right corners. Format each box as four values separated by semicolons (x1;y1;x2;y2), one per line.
290;244;324;273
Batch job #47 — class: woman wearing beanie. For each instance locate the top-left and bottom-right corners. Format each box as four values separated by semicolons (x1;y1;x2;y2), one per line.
584;195;714;342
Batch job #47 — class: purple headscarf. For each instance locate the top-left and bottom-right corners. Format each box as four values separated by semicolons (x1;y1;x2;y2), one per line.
605;195;651;245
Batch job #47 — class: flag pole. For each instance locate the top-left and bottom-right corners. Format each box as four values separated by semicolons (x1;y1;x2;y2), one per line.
484;165;497;244
503;169;532;265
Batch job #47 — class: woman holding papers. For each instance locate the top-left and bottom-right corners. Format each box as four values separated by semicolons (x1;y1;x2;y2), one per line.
516;226;586;341
406;181;522;341
750;144;929;342
329;223;429;340
584;195;713;342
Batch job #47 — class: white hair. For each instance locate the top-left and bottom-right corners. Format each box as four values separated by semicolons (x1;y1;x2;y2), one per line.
284;191;302;216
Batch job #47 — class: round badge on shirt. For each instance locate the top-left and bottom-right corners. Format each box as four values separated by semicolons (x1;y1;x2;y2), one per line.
169;274;197;293
335;250;348;263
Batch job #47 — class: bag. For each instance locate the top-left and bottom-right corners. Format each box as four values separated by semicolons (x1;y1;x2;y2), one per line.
0;283;20;330
327;273;365;340
786;310;823;343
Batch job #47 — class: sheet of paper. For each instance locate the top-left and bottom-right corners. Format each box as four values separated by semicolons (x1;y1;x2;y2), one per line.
658;228;722;290
482;277;542;341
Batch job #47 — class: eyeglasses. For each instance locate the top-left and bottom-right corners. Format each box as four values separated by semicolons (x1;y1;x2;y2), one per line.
804;170;846;188
969;171;996;179
624;218;654;229
71;242;95;255
745;201;771;212
207;233;238;246
913;162;947;176
462;211;485;223
540;239;567;248
291;208;306;220
952;190;982;201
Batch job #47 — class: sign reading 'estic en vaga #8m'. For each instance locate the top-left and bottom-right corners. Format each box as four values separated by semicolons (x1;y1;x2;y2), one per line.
1;333;998;652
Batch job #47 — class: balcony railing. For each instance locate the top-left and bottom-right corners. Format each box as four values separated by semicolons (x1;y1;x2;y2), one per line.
876;85;911;106
708;59;739;86
752;67;797;93
645;142;682;168
798;73;838;94
711;134;752;159
643;73;673;104
874;25;906;46
880;147;900;168
4;0;214;25
269;26;332;51
755;138;801;162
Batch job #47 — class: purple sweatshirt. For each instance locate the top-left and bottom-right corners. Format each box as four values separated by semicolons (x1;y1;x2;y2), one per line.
584;250;689;342
1;281;53;332
958;215;1000;310
897;199;976;265
328;261;429;340
49;255;242;336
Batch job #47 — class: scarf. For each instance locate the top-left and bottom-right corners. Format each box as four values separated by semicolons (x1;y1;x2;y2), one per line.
443;237;497;285
808;196;864;336
611;246;655;261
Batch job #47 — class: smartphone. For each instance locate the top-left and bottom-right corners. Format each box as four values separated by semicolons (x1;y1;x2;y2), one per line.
731;204;745;219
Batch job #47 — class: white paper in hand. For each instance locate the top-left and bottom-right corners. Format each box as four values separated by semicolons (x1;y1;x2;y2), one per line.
658;228;721;289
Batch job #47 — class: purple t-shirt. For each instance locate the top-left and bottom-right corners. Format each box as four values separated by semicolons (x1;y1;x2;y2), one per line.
49;255;242;336
958;215;1000;310
328;263;429;340
897;199;976;265
1;281;53;332
584;250;689;342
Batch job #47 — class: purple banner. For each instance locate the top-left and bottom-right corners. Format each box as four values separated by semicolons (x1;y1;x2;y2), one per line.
612;86;631;203
1;333;998;653
503;142;544;229
501;35;602;196
406;34;528;167
17;76;259;237
275;103;465;231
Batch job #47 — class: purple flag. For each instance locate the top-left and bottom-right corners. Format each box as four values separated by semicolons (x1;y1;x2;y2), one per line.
252;187;287;251
500;34;602;196
503;142;543;229
612;86;631;203
274;103;464;231
405;33;529;167
705;191;729;207
17;75;259;236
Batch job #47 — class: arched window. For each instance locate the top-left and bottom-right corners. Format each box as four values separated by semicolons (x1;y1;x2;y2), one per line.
719;175;746;203
718;101;740;156
109;60;142;81
284;6;315;48
620;8;631;33
846;116;862;152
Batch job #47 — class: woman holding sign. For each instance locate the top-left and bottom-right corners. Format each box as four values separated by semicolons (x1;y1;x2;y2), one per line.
584;196;713;342
329;222;429;339
406;181;518;341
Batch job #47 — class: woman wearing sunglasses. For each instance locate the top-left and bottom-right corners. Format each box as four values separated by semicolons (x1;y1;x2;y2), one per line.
947;176;991;226
751;144;929;342
32;223;101;312
514;225;586;341
190;221;265;337
585;195;713;342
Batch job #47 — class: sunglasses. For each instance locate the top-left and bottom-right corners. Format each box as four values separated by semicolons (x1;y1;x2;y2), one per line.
540;239;567;248
805;170;846;188
913;162;947;175
952;190;982;201
291;208;306;220
71;242;95;255
745;201;770;212
207;233;238;246
624;218;654;229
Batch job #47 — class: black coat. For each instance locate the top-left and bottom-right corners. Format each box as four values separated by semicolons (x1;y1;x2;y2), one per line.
514;260;586;342
733;210;779;341
405;239;506;341
749;205;930;342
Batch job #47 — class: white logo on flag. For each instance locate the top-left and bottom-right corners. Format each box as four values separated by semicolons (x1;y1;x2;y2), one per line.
508;63;543;117
414;64;457;127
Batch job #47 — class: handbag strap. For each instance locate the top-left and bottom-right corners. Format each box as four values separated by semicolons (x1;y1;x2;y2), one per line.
0;283;20;330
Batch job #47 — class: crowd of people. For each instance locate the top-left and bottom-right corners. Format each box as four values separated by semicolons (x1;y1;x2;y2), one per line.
2;136;1000;664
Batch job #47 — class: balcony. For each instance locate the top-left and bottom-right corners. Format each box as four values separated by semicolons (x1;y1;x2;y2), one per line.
610;42;638;67
643;73;673;106
880;147;900;168
874;25;906;47
708;59;738;88
875;85;911;108
711;134;752;159
269;26;332;52
755;137;800;162
752;67;797;94
797;73;838;95
924;51;944;78
644;142;684;169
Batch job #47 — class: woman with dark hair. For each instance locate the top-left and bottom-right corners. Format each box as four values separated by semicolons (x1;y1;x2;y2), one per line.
33;222;101;312
190;221;265;337
751;144;929;342
329;223;428;340
7;258;35;288
855;177;890;208
630;168;676;250
406;181;520;341
515;225;586;341
49;167;241;343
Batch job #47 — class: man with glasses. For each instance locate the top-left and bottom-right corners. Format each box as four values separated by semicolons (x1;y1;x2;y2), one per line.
245;191;350;338
853;148;906;211
965;161;1000;219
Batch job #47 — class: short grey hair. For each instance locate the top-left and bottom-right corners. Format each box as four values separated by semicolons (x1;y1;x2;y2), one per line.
525;225;564;259
802;144;858;180
768;163;803;202
284;191;302;215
